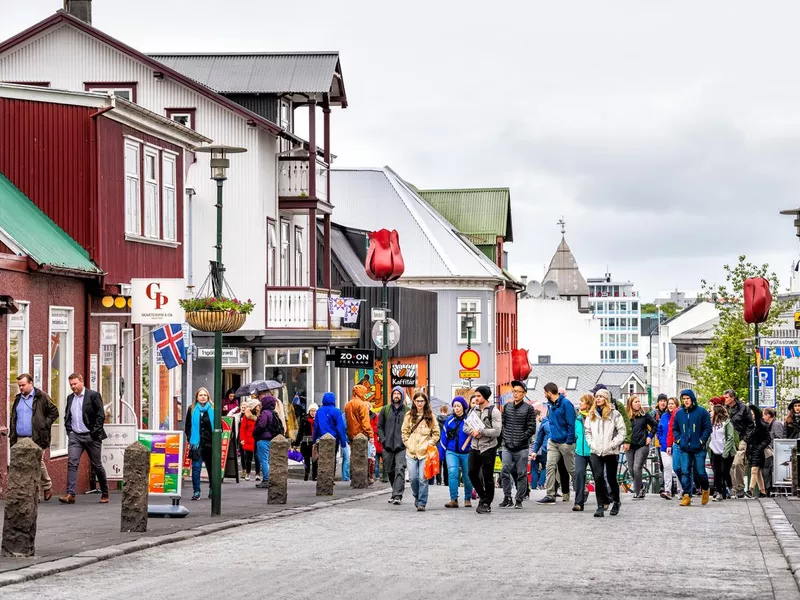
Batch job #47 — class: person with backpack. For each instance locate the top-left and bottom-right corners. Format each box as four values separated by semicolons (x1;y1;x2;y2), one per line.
378;387;409;504
572;393;593;512
401;392;440;512
440;396;474;508
708;404;735;501
252;392;284;488
312;392;349;480
626;395;658;500
536;382;576;505
464;386;503;514
185;387;214;500
499;380;537;509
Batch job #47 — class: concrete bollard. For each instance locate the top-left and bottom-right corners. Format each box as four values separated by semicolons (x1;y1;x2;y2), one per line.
350;433;369;489
316;434;336;496
268;435;289;504
2;438;43;557
120;441;150;533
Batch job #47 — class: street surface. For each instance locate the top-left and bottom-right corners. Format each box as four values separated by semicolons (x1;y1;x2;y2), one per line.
2;486;798;600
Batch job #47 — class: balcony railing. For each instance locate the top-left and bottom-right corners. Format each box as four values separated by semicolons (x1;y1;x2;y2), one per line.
278;156;328;202
266;287;341;329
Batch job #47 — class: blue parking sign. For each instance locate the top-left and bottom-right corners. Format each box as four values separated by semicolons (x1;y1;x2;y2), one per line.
750;365;776;408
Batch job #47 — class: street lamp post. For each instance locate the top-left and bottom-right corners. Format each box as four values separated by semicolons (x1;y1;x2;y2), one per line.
192;145;247;516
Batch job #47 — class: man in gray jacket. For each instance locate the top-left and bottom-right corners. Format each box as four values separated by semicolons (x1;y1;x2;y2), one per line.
464;386;502;514
377;386;408;505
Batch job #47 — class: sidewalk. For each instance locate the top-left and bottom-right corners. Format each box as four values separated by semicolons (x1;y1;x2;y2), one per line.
0;476;388;574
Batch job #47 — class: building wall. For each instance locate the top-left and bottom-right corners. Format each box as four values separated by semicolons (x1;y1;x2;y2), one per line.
518;297;601;364
588;280;642;364
495;286;517;392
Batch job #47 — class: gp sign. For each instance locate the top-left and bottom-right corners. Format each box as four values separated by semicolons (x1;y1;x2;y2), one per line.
131;279;185;325
334;348;375;369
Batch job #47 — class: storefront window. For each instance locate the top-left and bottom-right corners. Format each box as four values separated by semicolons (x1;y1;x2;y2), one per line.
7;303;29;436
49;307;73;454
264;348;312;407
140;329;151;429
100;323;119;423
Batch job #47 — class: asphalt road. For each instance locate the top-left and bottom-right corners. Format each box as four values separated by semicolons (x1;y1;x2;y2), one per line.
2;486;799;600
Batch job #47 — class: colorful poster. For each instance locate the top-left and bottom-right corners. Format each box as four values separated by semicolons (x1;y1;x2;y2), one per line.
137;430;183;496
354;369;379;407
181;416;233;479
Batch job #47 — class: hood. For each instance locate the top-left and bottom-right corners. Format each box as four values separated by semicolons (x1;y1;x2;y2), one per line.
322;392;336;407
260;395;277;411
352;385;368;401
391;386;405;403
680;389;698;410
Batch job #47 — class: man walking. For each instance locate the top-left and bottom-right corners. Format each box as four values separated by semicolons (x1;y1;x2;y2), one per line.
724;389;754;498
9;373;58;501
378;386;408;505
537;382;576;505
344;384;373;483
673;389;712;506
59;373;109;504
464;386;502;514
499;380;537;509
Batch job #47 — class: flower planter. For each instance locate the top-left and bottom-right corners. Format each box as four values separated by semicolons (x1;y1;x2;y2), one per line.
185;310;246;333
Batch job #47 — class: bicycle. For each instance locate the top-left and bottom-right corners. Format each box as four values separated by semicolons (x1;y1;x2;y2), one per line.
584;452;652;494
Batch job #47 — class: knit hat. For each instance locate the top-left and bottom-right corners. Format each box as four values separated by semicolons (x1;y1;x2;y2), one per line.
709;396;725;406
475;385;492;401
452;396;469;413
594;389;611;401
657;393;668;402
308;403;319;412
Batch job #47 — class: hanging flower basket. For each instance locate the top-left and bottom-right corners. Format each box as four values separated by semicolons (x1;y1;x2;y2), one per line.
185;310;247;333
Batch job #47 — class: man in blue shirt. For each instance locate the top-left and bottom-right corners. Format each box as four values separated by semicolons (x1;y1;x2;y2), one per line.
9;373;59;501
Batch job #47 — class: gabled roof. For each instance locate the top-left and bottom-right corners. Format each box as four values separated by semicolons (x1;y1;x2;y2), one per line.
330;167;505;281
543;237;589;296
416;188;513;243
528;363;647;404
326;224;373;287
672;317;719;345
149;53;348;107
0;173;102;277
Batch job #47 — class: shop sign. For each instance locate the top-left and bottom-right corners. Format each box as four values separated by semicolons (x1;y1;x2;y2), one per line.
196;348;238;360
90;354;99;389
334;348;375;369
391;363;417;387
131;278;185;325
49;309;70;332
137;430;184;496
9;305;25;329
103;424;138;480
101;323;118;345
33;354;43;388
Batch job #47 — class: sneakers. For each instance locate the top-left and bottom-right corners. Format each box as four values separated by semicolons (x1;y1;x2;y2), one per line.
255;481;269;489
58;494;75;504
712;493;723;502
536;495;556;504
191;491;200;501
660;491;672;500
255;475;262;481
445;500;460;508
499;497;513;508
245;474;251;481
572;504;584;512
610;501;620;516
562;492;570;503
679;494;692;506
632;491;644;501
701;490;710;505
388;497;397;504
594;505;605;518
417;506;426;512
391;498;403;505
464;500;472;508
514;501;523;509
476;502;491;514
744;491;754;499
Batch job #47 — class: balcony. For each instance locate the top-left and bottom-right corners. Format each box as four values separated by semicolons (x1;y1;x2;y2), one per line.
278;155;329;204
266;287;341;329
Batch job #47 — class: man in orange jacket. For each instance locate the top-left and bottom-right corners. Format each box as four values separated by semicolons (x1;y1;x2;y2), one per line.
345;385;374;442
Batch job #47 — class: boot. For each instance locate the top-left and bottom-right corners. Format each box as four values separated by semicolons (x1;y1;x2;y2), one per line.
679;494;692;506
444;500;459;508
304;470;310;482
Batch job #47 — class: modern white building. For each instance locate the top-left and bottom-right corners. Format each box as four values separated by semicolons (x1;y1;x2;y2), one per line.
588;274;642;365
655;289;700;310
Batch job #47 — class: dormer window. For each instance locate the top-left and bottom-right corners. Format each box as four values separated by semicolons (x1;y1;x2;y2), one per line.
166;108;196;130
85;82;137;102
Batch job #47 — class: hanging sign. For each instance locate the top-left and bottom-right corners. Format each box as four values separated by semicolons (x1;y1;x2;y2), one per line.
334;348;375;369
89;354;99;389
391;363;417;387
131;278;185;325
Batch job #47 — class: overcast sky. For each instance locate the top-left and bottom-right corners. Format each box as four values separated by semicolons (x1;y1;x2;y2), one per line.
5;1;800;299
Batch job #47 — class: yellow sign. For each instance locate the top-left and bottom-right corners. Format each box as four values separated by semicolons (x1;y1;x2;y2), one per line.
459;369;480;379
795;312;800;330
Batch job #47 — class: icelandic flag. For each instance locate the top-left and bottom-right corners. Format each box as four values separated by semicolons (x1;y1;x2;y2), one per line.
153;324;186;370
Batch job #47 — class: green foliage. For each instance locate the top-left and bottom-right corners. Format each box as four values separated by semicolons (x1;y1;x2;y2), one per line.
179;296;255;315
689;255;795;406
660;302;680;318
641;303;658;314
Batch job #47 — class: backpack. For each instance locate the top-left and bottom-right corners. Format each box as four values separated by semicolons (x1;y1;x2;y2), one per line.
270;410;285;437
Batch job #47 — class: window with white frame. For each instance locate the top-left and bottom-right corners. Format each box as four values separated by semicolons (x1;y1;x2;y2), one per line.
566;376;578;390
267;220;278;286
48;307;73;455
526;377;537;391
143;148;160;238
124;141;141;235
457;298;481;344
280;219;290;286
294;226;304;286
7;302;29;412
86;85;135;101
162;153;177;242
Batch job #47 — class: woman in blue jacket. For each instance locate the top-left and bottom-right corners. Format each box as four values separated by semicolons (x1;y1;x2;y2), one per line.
441;396;474;508
572;394;593;511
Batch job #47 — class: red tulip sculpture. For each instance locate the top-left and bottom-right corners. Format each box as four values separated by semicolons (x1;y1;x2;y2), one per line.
365;229;405;282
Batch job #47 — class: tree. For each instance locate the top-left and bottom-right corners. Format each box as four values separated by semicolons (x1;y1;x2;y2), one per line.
660;302;680;318
642;303;658;314
689;255;796;409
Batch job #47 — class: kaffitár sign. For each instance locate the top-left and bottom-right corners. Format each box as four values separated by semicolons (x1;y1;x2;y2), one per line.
334;348;375;369
131;279;185;325
391;363;417;387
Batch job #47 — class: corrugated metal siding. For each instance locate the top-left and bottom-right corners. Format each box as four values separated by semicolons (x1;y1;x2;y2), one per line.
223;93;278;123
0;97;93;253
149;54;339;94
417;188;511;240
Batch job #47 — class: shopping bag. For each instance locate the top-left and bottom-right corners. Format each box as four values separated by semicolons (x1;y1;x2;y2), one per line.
423;444;440;479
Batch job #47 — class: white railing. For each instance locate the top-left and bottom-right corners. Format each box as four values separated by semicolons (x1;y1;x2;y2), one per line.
267;289;342;329
278;157;328;202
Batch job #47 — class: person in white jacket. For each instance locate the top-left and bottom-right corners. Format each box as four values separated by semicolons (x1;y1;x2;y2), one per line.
585;388;626;518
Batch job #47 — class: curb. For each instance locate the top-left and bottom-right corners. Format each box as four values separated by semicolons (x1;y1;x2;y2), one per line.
0;488;390;588
760;498;800;593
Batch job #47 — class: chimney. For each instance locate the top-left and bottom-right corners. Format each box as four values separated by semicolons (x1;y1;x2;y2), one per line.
520;275;528;286
64;0;92;24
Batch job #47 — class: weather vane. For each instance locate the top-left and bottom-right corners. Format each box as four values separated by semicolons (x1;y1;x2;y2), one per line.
557;216;566;235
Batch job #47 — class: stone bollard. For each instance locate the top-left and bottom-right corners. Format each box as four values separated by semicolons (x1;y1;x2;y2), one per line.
350;433;369;489
316;434;336;496
2;438;43;557
268;435;289;504
120;441;150;533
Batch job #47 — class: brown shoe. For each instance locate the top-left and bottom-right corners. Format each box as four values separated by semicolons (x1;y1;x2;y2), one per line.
99;494;109;504
58;494;75;504
444;500;459;508
464;500;472;508
43;488;52;502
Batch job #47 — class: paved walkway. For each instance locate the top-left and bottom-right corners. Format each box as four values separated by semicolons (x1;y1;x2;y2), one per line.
0;476;387;574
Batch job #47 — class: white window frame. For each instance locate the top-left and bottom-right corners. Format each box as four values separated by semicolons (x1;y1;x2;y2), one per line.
7;301;30;463
267;220;278;286
526;376;537;391
143;147;160;239
87;86;134;101
294;226;304;286
48;306;74;457
280;219;291;287
161;153;177;242
566;376;578;390
168;113;193;128
457;298;481;344
124;141;141;235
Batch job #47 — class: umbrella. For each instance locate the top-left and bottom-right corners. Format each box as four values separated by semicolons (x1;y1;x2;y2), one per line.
233;380;283;397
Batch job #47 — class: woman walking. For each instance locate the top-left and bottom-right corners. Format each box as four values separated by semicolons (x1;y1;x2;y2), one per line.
401;392;440;512
185;387;214;500
657;397;681;499
746;405;771;498
708;404;735;501
253;393;283;488
441;396;474;508
239;398;259;481
585;388;626;517
294;403;318;481
626;395;658;500
572;393;593;512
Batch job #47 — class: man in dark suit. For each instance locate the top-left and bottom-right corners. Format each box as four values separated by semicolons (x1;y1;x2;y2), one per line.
59;373;109;504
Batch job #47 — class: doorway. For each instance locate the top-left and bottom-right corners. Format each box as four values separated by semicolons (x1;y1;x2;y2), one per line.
224;369;247;397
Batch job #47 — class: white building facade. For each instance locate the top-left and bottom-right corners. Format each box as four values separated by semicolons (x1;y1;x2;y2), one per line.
588;274;643;365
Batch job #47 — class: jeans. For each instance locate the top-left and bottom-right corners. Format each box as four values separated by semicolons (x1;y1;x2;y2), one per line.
545;441;575;497
501;448;529;502
573;454;590;506
446;451;473;501
191;445;213;494
468;447;497;506
679;449;709;497
407;456;429;507
374;453;381;480
342;444;351;481
256;440;271;482
590;453;620;505
384;448;407;499
67;432;108;496
625;445;650;495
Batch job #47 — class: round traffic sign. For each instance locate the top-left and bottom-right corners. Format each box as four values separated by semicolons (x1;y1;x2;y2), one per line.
460;349;480;370
372;318;400;350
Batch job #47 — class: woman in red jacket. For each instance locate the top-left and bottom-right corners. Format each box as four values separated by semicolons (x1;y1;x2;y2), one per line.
239;398;259;481
370;409;384;483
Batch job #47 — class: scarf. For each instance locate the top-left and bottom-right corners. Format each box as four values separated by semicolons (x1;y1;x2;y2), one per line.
190;402;213;447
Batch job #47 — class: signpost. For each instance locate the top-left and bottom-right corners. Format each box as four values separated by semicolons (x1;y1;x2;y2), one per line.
372;318;400;350
459;349;481;387
750;365;776;408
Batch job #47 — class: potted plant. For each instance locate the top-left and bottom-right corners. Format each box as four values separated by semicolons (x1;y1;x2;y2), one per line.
180;296;255;333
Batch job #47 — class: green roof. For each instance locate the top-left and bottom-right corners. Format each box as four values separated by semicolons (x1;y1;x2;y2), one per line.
0;173;102;276
418;188;513;243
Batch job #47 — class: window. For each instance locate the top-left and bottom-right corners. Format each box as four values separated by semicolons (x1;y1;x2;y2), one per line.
632;350;639;361
294;227;304;286
7;302;29;420
632;302;639;311
632;334;639;344
100;323;119;423
566;377;578;390
267;220;277;286
280;219;290;286
85;82;136;101
49;307;73;455
457;298;481;344
143;148;160;238
632;318;639;327
628;382;636;394
162;154;177;242
124;141;141;235
526;377;537;391
166;108;196;130
538;355;551;364
621;350;628;360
